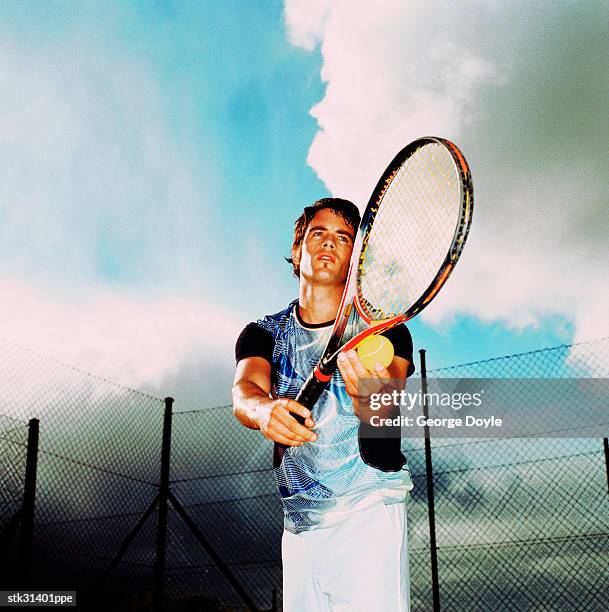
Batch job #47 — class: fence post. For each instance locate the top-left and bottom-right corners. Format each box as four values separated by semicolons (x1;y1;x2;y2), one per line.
153;397;174;612
419;350;440;611
19;417;40;584
603;438;609;494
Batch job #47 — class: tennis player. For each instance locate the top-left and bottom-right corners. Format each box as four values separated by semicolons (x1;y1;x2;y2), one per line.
232;198;414;611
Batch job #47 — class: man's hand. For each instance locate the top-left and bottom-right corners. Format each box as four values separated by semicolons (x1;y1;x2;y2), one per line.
257;398;317;446
233;357;317;445
338;349;390;402
337;349;408;420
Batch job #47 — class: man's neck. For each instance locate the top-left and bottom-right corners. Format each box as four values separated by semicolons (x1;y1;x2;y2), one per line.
298;281;344;325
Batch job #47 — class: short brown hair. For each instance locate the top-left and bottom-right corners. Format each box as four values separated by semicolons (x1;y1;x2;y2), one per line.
287;198;360;278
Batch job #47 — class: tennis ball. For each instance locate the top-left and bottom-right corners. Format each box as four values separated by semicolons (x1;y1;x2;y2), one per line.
356;334;394;372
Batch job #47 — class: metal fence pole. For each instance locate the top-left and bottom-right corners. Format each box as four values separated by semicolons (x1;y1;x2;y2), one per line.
19;418;39;584
603;438;609;494
153;397;174;612
419;350;440;611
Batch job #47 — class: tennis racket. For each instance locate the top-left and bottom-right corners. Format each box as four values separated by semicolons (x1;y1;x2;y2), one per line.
295;136;473;411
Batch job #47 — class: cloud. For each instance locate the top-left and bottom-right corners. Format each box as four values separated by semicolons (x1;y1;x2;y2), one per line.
284;0;609;348
0;36;219;287
0;29;239;405
0;279;241;405
285;0;502;205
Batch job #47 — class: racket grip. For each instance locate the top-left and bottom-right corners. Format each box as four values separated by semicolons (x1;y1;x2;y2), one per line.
294;369;328;420
274;371;327;464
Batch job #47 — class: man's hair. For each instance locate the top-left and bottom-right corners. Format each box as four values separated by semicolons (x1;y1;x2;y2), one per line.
287;197;361;278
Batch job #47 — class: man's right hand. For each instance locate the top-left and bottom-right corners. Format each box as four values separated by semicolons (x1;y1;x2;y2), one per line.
233;357;317;445
257;398;317;446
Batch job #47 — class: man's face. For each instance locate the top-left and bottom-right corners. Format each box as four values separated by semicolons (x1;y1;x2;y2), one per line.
293;208;355;286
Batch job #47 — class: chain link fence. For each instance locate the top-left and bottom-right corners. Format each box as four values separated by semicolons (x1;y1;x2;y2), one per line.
166;406;280;610
409;337;609;611
0;339;165;609
0;413;29;546
0;336;607;611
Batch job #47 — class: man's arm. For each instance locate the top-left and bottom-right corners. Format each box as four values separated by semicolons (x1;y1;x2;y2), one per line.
232;356;317;446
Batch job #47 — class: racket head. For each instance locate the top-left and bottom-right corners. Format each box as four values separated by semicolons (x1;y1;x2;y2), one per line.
354;137;473;325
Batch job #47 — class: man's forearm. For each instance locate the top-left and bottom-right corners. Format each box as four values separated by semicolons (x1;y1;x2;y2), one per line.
232;381;272;430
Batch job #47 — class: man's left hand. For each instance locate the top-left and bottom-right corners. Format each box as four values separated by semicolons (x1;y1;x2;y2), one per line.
337;349;402;420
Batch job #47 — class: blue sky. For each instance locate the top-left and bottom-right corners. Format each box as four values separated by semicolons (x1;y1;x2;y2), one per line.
0;1;607;406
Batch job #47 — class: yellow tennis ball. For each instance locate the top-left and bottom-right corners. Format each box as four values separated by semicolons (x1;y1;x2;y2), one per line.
356;335;394;372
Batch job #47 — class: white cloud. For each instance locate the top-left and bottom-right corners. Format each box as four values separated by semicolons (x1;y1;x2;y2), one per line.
284;0;609;351
0;279;241;400
0;35;221;287
284;0;331;51
285;0;502;207
0;34;240;405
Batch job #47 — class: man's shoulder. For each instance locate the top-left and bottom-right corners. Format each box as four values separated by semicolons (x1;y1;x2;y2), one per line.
256;300;298;330
234;300;298;365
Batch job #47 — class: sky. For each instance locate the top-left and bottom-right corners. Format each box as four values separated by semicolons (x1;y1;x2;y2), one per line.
0;0;607;408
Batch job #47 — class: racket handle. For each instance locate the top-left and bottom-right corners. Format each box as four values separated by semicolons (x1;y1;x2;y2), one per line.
274;371;327;465
293;369;329;422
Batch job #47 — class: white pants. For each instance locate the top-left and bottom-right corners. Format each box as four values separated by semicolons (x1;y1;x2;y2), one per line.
282;501;410;612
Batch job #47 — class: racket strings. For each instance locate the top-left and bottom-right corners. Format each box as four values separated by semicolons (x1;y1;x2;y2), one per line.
358;143;461;320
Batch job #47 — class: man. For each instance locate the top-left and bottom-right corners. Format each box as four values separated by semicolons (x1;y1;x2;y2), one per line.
233;198;414;611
